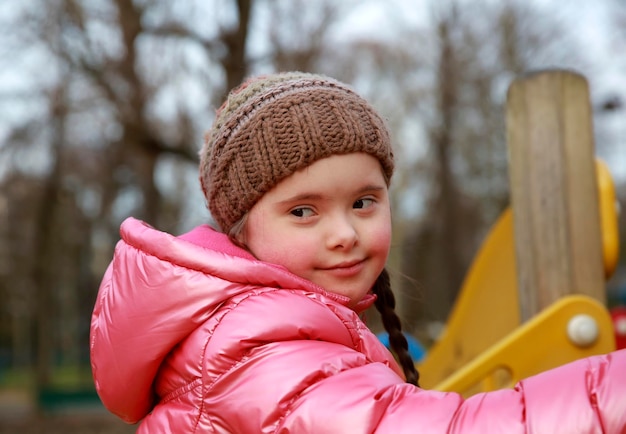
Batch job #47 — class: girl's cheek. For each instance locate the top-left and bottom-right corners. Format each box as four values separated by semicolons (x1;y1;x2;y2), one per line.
373;219;392;251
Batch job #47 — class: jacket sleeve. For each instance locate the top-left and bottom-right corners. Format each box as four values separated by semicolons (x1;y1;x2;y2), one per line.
373;349;626;433
211;341;626;433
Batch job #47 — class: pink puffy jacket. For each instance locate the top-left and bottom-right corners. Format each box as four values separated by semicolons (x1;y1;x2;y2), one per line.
91;218;626;433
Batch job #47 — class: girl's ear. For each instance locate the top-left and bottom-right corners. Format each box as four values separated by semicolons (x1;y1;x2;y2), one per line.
228;215;249;249
234;229;246;247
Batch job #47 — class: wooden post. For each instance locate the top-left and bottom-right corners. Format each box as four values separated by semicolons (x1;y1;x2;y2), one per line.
506;69;605;322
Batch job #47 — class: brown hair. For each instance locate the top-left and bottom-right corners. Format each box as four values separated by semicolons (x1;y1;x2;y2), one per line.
372;269;420;386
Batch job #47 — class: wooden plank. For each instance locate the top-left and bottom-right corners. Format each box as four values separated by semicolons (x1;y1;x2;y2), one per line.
506;69;605;321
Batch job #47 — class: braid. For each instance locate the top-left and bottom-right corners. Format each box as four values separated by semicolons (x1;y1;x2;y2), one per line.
373;268;420;387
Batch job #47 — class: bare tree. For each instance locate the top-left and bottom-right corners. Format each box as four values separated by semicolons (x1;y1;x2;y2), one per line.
395;0;579;338
0;0;256;402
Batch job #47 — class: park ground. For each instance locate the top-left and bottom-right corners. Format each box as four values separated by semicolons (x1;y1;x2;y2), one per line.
0;388;135;434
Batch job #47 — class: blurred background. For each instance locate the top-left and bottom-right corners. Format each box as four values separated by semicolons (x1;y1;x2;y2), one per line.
0;0;624;432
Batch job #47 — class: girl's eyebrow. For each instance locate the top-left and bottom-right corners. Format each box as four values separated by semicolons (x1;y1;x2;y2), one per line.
276;193;325;206
350;184;387;195
276;184;386;206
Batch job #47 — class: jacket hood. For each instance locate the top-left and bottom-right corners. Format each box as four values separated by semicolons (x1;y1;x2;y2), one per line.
90;217;376;422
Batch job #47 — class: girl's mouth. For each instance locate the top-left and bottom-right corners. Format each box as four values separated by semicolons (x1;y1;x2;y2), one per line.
320;259;366;277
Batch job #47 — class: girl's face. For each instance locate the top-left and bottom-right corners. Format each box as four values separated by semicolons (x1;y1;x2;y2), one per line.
240;153;392;308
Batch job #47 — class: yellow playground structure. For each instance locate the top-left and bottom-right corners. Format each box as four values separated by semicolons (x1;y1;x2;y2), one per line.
417;70;621;397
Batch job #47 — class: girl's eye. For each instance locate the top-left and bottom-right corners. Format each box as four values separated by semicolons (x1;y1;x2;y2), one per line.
290;207;314;218
354;198;374;209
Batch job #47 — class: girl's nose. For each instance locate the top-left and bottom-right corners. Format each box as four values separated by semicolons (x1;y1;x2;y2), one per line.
326;216;358;250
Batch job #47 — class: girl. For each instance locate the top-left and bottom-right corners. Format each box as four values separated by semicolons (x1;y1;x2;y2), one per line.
91;72;626;433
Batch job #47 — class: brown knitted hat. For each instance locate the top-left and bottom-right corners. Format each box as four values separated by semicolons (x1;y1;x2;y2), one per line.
199;71;394;233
